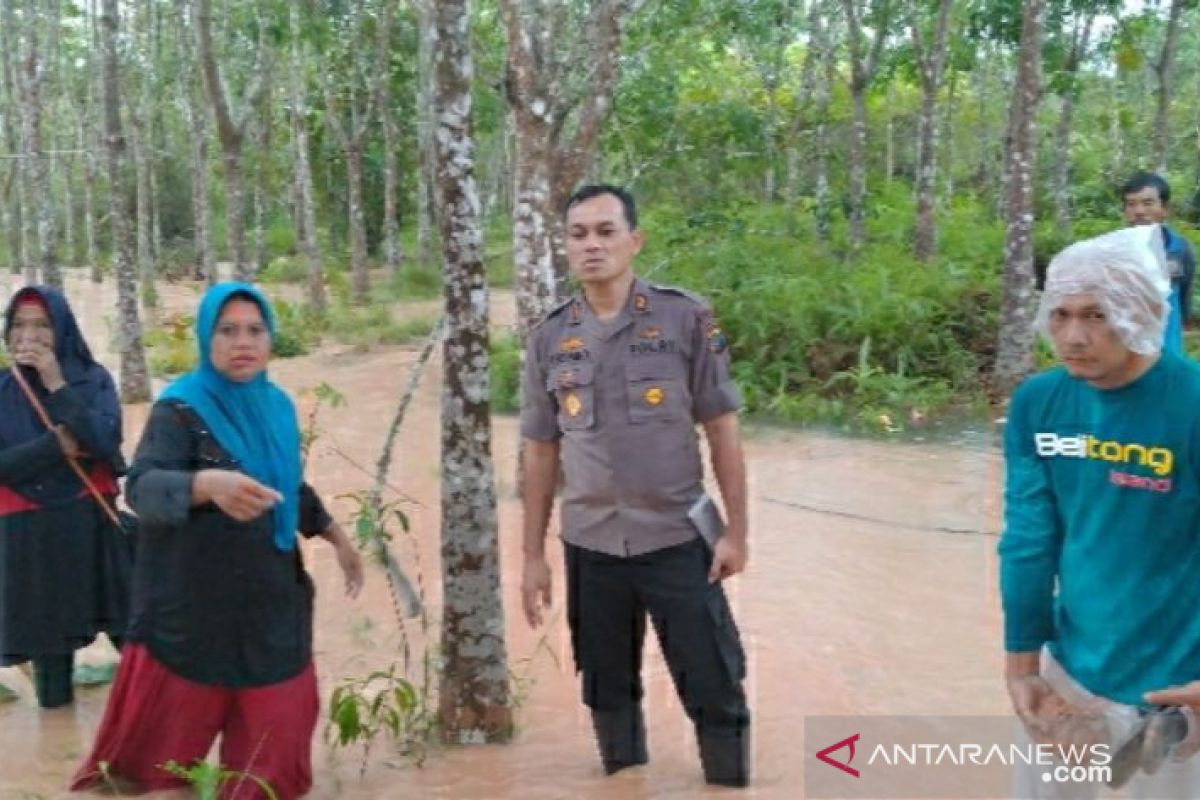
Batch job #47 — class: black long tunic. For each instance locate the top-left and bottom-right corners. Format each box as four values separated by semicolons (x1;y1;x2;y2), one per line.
126;400;332;688
0;384;130;664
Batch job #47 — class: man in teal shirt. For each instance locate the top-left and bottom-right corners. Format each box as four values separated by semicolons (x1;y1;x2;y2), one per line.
1001;226;1200;797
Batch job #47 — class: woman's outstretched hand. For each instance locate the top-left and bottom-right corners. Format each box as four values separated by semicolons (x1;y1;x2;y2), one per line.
195;469;282;522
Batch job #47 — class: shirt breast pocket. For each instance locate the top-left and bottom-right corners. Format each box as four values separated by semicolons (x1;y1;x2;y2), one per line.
547;361;596;431
625;358;688;424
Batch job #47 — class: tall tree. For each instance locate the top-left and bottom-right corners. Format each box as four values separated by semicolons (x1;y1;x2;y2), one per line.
1050;7;1096;236
83;0;102;282
377;0;404;280
841;0;894;249
431;0;513;744
993;0;1046;390
16;0;63;287
500;0;642;339
322;0;379;305
908;0;953;261
178;6;216;285
1152;0;1186;173
100;0;151;402
415;0;437;268
1;0;26;276
287;1;326;309
193;0;268;282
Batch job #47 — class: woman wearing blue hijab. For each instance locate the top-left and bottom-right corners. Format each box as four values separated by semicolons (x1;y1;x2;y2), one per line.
0;286;129;709
74;283;363;799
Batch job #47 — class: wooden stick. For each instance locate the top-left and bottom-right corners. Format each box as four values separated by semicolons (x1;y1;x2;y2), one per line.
8;366;124;529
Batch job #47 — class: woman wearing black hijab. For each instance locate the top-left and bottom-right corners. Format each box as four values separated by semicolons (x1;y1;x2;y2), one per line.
0;286;129;708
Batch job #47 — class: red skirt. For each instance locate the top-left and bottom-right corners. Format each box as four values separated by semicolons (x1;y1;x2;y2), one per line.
70;643;319;799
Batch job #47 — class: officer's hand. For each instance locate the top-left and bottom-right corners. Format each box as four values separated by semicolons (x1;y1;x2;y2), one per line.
708;535;748;583
521;556;552;628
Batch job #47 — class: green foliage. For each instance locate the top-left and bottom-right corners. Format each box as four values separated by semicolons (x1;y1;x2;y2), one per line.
326;305;436;348
264;217;297;260
259;255;308;285
643;191;1002;433
271;300;323;358
143;314;197;378
159;760;279;800
327;665;439;771
490;332;522;414
299;381;347;467
382;264;442;300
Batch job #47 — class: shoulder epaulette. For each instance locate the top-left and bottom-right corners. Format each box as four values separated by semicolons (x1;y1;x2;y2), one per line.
530;295;577;333
648;283;710;308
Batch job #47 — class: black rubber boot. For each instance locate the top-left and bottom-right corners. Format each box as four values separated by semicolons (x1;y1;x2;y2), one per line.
33;653;74;709
698;728;751;788
591;706;649;775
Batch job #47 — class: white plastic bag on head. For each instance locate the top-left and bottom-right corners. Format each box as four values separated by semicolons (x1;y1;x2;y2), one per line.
1035;224;1172;355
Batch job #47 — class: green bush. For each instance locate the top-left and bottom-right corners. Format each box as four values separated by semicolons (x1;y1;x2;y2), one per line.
382;264;442;300
260;255;308;285
144;314;198;378
640;195;1002;432
264;217;297;260
326;303;436;347
490;332;522;413
273;300;323;357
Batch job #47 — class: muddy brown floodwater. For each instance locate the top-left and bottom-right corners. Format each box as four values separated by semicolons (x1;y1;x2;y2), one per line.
0;274;1011;799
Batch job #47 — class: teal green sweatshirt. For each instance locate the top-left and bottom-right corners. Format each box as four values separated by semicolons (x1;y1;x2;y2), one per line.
1000;352;1200;706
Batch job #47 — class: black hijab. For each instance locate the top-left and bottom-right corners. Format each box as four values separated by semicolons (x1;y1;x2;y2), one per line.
0;286;121;504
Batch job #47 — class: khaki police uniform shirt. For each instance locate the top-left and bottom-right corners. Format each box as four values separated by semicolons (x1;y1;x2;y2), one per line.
520;278;741;557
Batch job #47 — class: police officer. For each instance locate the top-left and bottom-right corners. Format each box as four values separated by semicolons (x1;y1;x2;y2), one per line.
519;184;751;787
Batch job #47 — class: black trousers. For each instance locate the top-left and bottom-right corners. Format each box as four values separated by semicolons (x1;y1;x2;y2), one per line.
33;653;74;708
565;537;751;740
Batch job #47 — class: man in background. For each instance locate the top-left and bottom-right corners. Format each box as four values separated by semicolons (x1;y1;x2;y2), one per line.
1121;171;1196;354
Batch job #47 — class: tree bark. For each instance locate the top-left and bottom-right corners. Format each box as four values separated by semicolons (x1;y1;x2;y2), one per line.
416;0;437;268
193;0;263;282
841;0;893;250
910;0;952;261
130;100;157;309
287;2;325;310
1052;13;1095;237
81;117;100;283
0;0;24;275
378;1;403;279
84;0;100;282
17;3;62;287
100;0;151;402
1153;0;1185;174
322;0;378;306
992;0;1046;392
189;91;216;285
346;142;370;303
431;0;513;745
501;0;639;333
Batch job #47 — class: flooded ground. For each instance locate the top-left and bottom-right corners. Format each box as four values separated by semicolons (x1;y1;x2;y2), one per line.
0;273;1010;798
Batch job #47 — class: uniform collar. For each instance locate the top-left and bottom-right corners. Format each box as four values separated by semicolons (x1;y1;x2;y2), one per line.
576;276;649;341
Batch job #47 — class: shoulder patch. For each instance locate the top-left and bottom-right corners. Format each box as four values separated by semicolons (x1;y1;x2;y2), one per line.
530;296;577;333
648;283;710;308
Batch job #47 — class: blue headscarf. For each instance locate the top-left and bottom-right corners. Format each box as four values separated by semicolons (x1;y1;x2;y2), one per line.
0;286;122;504
160;283;301;551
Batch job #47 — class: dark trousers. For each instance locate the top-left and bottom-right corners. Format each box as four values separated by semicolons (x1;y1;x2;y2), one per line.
33;653;74;709
565;537;751;780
